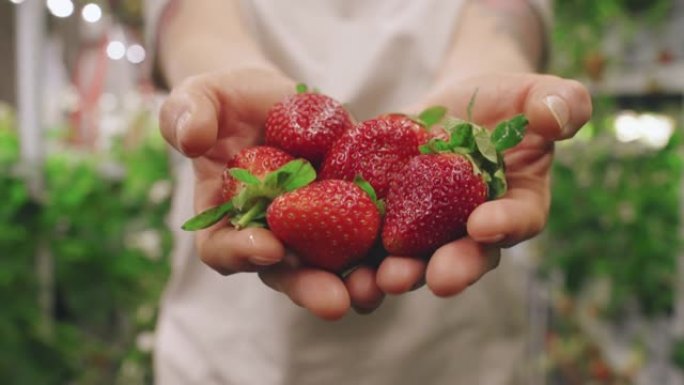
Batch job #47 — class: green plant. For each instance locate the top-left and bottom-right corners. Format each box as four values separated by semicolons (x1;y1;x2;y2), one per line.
542;97;682;318
0;105;172;385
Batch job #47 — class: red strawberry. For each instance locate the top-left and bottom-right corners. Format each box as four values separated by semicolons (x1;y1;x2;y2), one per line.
319;106;446;199
382;154;487;256
382;115;528;257
265;84;354;165
182;153;316;231
266;179;382;272
222;146;294;201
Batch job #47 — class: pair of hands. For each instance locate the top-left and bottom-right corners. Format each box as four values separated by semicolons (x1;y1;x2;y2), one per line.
159;68;592;320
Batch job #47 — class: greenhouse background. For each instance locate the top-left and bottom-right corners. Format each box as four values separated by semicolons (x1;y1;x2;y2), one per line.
1;1;683;384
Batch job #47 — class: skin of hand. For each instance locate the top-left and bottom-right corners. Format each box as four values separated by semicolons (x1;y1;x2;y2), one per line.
158;0;589;321
159;68;591;320
159;67;388;320
373;72;592;297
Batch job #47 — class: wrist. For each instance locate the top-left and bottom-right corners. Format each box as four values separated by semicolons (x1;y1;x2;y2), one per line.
160;35;281;87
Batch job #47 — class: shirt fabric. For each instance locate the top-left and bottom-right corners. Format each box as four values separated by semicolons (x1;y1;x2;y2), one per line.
146;1;547;384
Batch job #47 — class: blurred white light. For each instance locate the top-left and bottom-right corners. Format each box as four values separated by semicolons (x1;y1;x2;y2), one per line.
615;112;641;143
614;111;674;149
10;0;26;5
47;0;74;18
126;44;146;64
81;3;102;23
639;114;674;148
106;40;126;60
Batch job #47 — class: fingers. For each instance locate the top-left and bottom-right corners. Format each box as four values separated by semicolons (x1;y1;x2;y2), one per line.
159;76;220;157
467;186;547;248
429;73;592;141
425;238;500;297
158;69;296;158
344;266;386;314
197;227;286;274
468;161;550;247
376;256;427;294
259;265;351;321
523;76;593;141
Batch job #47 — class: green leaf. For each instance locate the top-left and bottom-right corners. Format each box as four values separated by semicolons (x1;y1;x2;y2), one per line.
296;83;308;94
181;201;235;231
354;175;385;215
417;106;447;128
488;169;508;199
264;159;317;192
229;168;260;185
427;138;452;154
448;121;475;149
474;127;497;164
354;176;377;202
232;199;268;229
467;89;479;121
419;144;432;154
491;114;528;151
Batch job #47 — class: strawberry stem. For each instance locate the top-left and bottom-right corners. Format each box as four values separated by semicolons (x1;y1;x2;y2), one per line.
234;199;268;230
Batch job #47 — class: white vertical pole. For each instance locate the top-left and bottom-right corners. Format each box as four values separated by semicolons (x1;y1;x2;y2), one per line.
16;0;53;336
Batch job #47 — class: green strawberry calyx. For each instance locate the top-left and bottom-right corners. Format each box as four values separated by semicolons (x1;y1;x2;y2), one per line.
418;114;528;200
181;159;316;231
414;105;447;128
353;175;385;215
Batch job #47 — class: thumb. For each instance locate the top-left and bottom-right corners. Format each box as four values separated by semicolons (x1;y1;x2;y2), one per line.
422;73;592;141
159;69;295;157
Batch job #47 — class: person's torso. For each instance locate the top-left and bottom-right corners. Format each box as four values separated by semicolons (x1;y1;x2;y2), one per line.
156;2;531;384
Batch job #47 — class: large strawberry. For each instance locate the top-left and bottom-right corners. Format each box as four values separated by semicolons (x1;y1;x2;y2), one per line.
382;114;528;257
319;106;446;199
266;179;383;272
182;149;316;231
221;146;294;202
265;84;354;165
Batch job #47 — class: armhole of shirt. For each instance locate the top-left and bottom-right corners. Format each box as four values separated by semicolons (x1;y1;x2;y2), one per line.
525;0;553;72
144;0;174;90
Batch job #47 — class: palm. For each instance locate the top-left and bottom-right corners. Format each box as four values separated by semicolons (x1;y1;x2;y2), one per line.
376;73;591;297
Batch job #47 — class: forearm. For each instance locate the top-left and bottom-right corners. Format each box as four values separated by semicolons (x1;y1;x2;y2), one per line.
157;0;279;87
435;0;548;84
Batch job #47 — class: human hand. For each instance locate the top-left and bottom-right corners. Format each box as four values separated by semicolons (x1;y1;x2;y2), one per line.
372;73;592;297
159;68;386;320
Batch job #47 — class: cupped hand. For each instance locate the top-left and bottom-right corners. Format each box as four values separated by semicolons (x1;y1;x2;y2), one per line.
159;68;385;320
374;73;593;297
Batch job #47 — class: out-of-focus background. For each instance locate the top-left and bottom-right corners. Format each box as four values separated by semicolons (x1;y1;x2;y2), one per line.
0;1;683;384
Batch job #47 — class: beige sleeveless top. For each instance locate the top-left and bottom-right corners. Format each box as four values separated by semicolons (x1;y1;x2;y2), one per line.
147;1;545;384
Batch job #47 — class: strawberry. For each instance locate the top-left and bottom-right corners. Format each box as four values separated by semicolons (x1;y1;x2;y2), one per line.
266;179;382;272
265;84;354;165
319;106;446;199
221;146;294;202
382;114;528;257
182;152;316;231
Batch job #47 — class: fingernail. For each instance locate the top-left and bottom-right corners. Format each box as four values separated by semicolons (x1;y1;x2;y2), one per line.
175;109;192;148
248;255;278;266
544;95;570;136
477;234;505;244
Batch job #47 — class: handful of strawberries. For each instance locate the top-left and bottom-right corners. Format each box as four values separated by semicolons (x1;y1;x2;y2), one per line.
182;84;528;273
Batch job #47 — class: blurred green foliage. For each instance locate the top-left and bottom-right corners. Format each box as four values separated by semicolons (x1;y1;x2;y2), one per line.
543;95;682;318
0;105;172;385
551;0;673;79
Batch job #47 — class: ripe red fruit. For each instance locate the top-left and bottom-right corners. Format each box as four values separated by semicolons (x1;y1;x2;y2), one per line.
319;107;445;199
266;179;381;272
222;146;294;201
265;85;354;165
382;154;487;256
382;114;528;257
